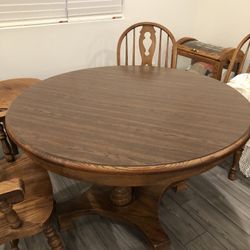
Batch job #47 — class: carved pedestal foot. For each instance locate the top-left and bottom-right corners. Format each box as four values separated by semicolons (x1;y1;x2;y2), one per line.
43;223;64;250
228;148;243;181
127;215;170;250
57;184;171;249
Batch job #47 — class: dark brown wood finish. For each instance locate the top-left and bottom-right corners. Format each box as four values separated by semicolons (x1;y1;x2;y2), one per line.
57;184;172;249
5;66;250;249
228;148;243;180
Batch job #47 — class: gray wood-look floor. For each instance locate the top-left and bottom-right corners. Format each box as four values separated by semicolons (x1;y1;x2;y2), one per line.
1;156;250;250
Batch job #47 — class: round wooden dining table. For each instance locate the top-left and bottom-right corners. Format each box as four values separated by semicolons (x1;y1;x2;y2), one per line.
6;66;250;249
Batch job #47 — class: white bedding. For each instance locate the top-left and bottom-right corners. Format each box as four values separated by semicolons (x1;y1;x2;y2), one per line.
227;73;250;177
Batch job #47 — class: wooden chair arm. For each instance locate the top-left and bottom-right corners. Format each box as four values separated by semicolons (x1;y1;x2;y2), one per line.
0;178;25;204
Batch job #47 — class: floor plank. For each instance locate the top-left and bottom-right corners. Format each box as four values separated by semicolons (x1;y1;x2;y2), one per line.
1;156;250;249
187;171;250;235
186;232;226;250
182;190;250;250
160;195;205;245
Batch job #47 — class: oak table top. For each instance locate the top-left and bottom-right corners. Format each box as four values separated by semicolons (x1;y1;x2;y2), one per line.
5;66;250;249
6;66;250;180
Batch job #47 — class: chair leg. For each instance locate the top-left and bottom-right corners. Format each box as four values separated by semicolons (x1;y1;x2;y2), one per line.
9;239;19;250
0;123;15;162
2;119;19;156
172;180;188;192
9;137;19;155
228;148;243;181
43;223;64;250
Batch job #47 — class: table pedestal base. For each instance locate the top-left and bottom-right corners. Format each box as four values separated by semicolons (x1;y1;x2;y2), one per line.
56;184;171;249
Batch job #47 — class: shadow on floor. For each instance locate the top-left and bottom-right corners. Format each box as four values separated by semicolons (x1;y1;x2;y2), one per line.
0;155;249;249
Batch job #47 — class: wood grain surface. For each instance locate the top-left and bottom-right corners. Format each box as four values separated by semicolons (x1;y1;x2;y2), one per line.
0;78;40;160
5;66;250;185
0;78;40;118
116;22;177;68
0;154;53;244
1;164;248;250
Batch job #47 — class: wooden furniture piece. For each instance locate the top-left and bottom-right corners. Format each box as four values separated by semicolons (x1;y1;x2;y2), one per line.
0;154;64;249
0;78;40;162
5;66;250;249
177;37;244;80
224;33;250;83
117;22;177;68
223;33;250;180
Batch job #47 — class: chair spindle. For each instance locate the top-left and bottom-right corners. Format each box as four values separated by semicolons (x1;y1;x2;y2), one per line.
125;34;128;66
0;201;22;229
0;123;15;162
158;29;162;67
117;22;177;68
165;36;170;68
132;28;135;66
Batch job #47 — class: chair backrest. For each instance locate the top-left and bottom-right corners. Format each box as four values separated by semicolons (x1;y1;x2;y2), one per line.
223;33;250;83
117;22;177;68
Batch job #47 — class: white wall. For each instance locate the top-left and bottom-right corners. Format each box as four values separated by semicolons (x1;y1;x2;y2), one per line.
192;0;249;47
0;0;197;80
0;0;249;80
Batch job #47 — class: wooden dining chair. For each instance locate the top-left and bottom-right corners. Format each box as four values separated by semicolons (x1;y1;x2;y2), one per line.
117;22;187;192
117;22;177;68
223;33;250;83
0;78;41;162
0;153;64;249
223;33;250;180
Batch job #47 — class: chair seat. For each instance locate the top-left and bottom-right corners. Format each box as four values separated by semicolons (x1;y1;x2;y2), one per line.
0;78;41;118
0;154;53;244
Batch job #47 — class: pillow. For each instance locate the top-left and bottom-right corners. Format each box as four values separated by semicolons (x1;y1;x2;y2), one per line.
186;62;213;77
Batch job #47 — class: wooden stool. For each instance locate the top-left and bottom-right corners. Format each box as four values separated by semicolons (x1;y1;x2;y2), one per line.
0;78;41;161
0;154;64;249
